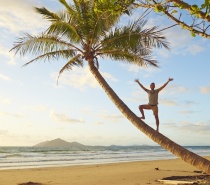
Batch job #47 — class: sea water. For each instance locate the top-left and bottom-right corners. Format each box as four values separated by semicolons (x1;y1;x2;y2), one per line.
0;145;210;170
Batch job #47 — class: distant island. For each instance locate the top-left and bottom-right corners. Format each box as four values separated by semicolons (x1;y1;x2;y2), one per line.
33;138;150;150
34;138;85;147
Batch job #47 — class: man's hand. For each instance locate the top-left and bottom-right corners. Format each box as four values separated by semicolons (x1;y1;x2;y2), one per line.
168;77;173;82
134;79;147;91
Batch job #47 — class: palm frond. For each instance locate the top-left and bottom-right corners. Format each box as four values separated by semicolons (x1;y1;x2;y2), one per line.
98;49;158;67
90;9;121;47
46;20;81;43
58;0;81;28
34;7;60;21
59;0;75;13
11;0;168;73
10;32;82;56
57;54;83;84
98;18;169;52
22;50;76;67
79;1;96;41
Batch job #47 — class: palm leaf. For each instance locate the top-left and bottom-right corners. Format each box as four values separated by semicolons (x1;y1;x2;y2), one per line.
10;32;82;56
34;7;60;21
11;0;169;75
59;0;75;13
46;20;81;43
99;19;169;51
98;49;158;67
57;54;83;84
22;50;76;67
90;9;120;47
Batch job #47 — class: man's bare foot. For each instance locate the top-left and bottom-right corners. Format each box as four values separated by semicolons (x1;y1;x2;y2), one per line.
140;116;145;119
156;128;159;132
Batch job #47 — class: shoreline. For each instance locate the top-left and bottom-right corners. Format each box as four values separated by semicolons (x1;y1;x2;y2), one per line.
1;145;210;171
0;156;209;185
0;156;177;171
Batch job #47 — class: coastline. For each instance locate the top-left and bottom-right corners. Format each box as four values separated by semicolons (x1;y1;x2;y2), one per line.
1;145;210;170
1;156;209;185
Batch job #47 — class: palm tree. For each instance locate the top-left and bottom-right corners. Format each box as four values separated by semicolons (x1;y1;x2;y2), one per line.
11;0;210;174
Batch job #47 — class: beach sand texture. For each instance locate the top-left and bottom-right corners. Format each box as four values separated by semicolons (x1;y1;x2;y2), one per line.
0;156;210;185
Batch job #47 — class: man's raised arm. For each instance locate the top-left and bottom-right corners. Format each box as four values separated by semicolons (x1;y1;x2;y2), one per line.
158;78;173;92
134;79;148;92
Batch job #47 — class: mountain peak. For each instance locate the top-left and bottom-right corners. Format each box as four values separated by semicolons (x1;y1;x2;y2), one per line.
33;138;84;147
52;138;65;142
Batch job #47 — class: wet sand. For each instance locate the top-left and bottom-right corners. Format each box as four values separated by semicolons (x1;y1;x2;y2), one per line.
0;156;210;185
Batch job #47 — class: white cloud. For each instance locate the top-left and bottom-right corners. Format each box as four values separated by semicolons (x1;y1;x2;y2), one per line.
128;64;159;74
0;73;12;81
104;115;124;123
165;28;191;50
183;100;196;106
161;84;189;94
50;111;85;123
178;110;197;114
0;111;24;118
200;85;210;94
0;46;17;65
102;72;118;82
128;64;142;73
131;89;151;104
52;66;118;90
159;27;205;57
98;112;124;123
151;27;194;58
121;63;161;79
0;131;37;146
0;0;47;34
164;121;210;134
159;98;178;106
186;44;204;55
0;0;54;67
53;67;99;90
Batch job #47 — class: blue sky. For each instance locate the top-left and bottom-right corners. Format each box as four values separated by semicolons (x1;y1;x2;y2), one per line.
0;0;210;146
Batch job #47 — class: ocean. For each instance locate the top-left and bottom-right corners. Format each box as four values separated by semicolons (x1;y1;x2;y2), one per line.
0;145;210;170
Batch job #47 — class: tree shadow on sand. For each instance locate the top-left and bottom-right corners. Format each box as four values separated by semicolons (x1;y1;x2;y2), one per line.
18;182;43;185
161;175;210;185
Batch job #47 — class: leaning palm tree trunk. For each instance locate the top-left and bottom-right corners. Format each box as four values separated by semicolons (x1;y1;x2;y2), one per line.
88;60;210;175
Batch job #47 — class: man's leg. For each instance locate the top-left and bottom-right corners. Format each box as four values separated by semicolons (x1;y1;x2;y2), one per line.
154;115;159;132
152;106;159;132
138;105;151;119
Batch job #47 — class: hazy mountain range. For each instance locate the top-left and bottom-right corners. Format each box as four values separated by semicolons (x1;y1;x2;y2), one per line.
33;138;149;150
34;138;85;147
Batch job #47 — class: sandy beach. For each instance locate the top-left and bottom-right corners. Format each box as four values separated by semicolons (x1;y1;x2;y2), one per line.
0;156;209;185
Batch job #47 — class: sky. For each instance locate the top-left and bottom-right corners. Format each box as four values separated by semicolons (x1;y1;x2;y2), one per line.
0;0;210;146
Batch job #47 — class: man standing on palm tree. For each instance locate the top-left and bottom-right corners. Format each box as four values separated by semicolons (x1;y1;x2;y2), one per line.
135;78;173;132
